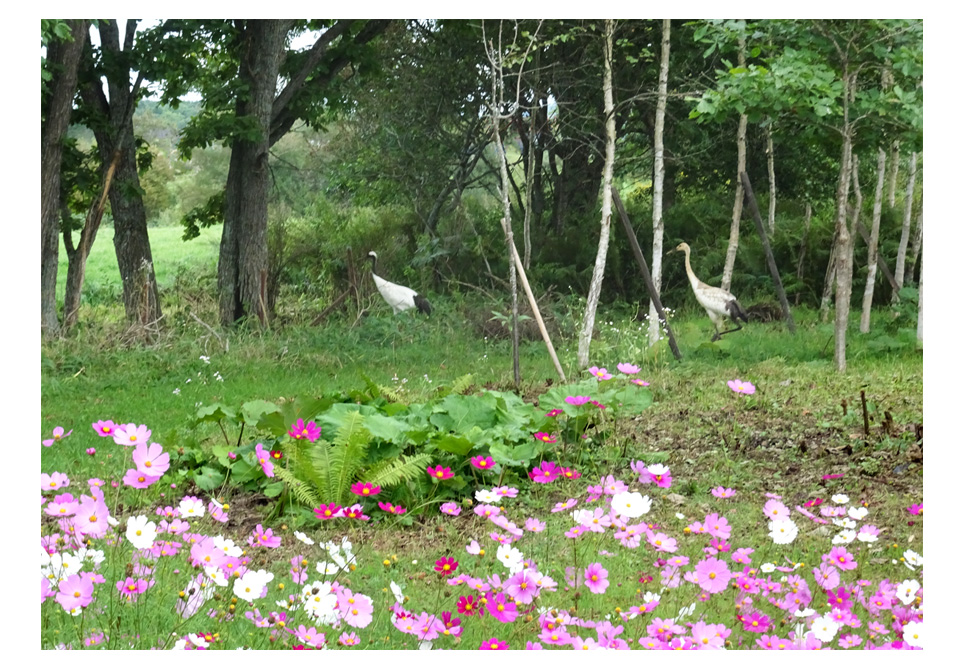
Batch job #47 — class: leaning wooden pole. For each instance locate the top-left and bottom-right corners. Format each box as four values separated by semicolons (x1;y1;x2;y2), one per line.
740;171;796;335
612;187;682;362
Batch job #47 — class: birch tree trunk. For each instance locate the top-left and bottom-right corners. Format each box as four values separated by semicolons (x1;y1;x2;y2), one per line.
765;121;776;238
893;151;918;301
887;140;900;208
909;195;923;285
833;72;857;373
721;35;748;293
578;20;616;369
647;18;670;346
917;249;923;345
795;201;812;305
860;147;886;333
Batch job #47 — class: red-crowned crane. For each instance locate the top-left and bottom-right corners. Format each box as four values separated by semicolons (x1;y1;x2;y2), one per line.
671;242;748;341
367;251;432;316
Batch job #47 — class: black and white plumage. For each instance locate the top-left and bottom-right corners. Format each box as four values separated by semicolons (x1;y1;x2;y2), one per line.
672;242;748;342
366;251;432;316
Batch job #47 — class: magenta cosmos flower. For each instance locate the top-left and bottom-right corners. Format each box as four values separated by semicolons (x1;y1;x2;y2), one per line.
42;426;72;447
480;638;509;650
350;482;381;497
378;502;406;515
727;379;756;395
313;503;342;520
427;465;455;480
908;503;923;516
589;366;613;381
440;503;461;516
529;461;560;484
584;562;610;594
695;557;732;594
288;418;321;442
434;557;458;576
133;442;170;477
254;443;274;478
470;455;496;470
91;420;117;437
248;524;281;548
533;432;557;443
823;546;857;571
545;409;563;417
564;395;590;406
632;378;651;386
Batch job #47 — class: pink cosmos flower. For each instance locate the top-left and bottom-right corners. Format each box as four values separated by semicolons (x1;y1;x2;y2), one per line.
288;418;322;441
525;518;546;532
116;576;154;601
313;503;342;520
647;532;678;553
56;573;94;611
208;501;229;523
533;431;557;443
42;426;72;447
248;524;281;548
824;546;857;571
44;493;79;518
470;455;496;470
727;379;756;395
822;473;845;480
114;423;151;446
552;499;577;512
378;502;406;515
545;409;563;417
342;504;369;521
73;495;110;537
254;443;274;478
632;378;651;386
908;503;923;516
564;395;590;406
589;366;613;381
480;638;509;650
440;503;461;516
617;362;640;374
474;504;501;518
440;611;462;637
494;486;518;498
763;499;790;521
122;468;161;490
741;611;772;633
696;557;732;594
427;465;454;480
565;526;585;539
648;617;685;639
92;420;117;437
456;594;479;616
434;557;458;576
488;592;519;623
703;513;732;539
337;588;374;628
133;442;170;477
350;482;381;497
583;562;609;594
712;486;736;498
813;563;841;590
85;448;96;456
690;620;727;649
339;632;360;647
41;471;69;491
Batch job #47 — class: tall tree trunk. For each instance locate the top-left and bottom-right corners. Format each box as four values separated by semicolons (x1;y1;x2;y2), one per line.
78;20;160;331
721;35;748;293
522;84;540;271
796;201;812;305
218;20;289;327
860;147;886;333
887;140;900;208
909;193;923;284
833;71;857;373
578;20;616;369
765;121;776;238
819;234;837;323
648;19;670;346
916;249;923;345
893;151;918;301
41;19;88;336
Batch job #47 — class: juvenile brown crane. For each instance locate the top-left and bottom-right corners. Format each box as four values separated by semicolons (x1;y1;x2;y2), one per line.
671;242;748;342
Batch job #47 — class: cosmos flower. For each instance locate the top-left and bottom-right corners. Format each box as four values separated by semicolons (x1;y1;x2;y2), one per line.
768;518;798;545
470;455;496;470
288;418;321;441
378;502;406;515
42;426;72;447
583;562;609;594
91;420;117;437
727;379;756;395
588;366;613;381
114;423;151;447
350;482;381;497
695;557;732;594
533;432;557;443
480;639;509;650
427;465;455;480
712;486;736;498
564;396;591;406
132;442;170;477
617;362;640;374
254;443;274;478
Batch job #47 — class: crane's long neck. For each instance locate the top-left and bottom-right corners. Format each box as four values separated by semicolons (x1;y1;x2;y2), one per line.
368;255;378;275
682;248;701;289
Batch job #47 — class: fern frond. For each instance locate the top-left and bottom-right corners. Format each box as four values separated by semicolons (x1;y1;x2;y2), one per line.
449;373;474;396
378;384;409;404
361;453;432;489
327;411;371;504
273;465;321;509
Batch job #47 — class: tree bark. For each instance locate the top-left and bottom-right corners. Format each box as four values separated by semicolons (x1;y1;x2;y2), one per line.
78;20;161;331
833;71;857;373
577;20;616;370
860;147;886;333
909;193;923;285
917;249;923;345
893;151;918;301
218;20;290;327
765;121;776;238
648;19;670;346
41;19;88;337
795;201;812;305
720;35;748;293
887;140;900;208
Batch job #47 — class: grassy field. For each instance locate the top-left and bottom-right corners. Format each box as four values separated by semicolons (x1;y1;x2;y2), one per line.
39;230;925;650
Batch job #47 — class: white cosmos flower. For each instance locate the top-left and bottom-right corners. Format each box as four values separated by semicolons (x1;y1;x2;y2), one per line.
768;518;799;545
496;543;523;570
475;489;501;503
760;563;776;574
187;633;209;649
126;515;158;550
610;491;652;519
647;463;669;475
572;509;591;524
856;529;878;543
212;536;243;557
902;621;923;648
294;531;315;546
794;608;816;618
847;506;868;520
76;547;105;568
390;581;404;604
831;529;857;545
234;569;273;602
896;579;921;605
643;591;661;603
204;566;228;587
904;550;923;567
832;517;857;530
810;615;840;642
831;494;849;505
300;581;338;624
179;497;205;519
